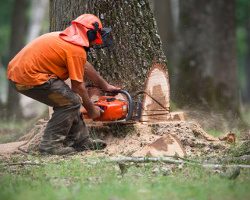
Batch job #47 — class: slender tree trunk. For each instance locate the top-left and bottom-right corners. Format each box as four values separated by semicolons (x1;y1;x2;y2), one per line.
246;5;250;103
27;0;49;43
50;0;167;96
6;0;29;121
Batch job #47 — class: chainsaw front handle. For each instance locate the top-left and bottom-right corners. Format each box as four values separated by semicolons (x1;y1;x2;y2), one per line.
114;90;133;121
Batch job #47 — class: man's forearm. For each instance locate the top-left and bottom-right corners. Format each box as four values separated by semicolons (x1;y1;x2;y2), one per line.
71;80;95;112
84;61;109;89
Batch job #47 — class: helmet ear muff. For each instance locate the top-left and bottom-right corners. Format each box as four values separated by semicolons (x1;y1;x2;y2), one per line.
87;30;97;43
87;22;101;43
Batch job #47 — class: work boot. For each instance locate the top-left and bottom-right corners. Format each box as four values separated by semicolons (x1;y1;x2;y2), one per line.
39;146;76;155
73;138;107;151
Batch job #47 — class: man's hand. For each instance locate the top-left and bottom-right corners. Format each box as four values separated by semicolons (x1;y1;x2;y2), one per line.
71;80;102;119
87;106;103;119
103;84;121;92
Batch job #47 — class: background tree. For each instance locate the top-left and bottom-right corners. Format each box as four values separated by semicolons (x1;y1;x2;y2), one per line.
236;0;250;103
49;0;167;96
6;0;29;121
151;0;177;78
170;0;240;129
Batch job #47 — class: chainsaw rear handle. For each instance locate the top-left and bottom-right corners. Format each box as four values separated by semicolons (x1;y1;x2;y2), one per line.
108;90;133;121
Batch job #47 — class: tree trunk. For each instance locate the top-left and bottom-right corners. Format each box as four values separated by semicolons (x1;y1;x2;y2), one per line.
49;0;167;96
173;0;240;129
246;5;250;103
26;0;49;43
6;0;29;121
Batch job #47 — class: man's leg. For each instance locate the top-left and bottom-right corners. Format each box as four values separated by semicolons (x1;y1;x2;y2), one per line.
9;79;89;154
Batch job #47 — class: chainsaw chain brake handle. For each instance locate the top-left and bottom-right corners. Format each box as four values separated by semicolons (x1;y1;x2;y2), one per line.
107;90;142;121
108;90;133;121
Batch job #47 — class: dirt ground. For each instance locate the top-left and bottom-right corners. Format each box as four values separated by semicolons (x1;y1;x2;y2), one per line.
1;118;247;160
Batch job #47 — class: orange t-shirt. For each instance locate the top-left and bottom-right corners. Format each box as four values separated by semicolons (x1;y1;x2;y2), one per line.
7;32;86;85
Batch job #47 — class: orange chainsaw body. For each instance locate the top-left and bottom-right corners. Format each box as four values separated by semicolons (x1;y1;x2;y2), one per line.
82;96;128;121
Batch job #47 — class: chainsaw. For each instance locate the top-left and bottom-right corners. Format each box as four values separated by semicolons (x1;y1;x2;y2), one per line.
81;90;142;122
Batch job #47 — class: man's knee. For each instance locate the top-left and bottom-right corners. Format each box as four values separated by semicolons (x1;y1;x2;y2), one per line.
48;79;82;108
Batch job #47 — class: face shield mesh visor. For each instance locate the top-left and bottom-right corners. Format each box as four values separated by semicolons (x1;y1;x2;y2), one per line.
101;28;115;52
93;28;115;52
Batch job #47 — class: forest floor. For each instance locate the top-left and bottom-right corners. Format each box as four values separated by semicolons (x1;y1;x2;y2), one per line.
0;109;249;200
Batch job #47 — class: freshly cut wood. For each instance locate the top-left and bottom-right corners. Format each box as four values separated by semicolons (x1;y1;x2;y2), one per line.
219;132;236;143
141;112;186;123
190;123;219;141
140;64;170;122
132;133;186;157
0;141;27;154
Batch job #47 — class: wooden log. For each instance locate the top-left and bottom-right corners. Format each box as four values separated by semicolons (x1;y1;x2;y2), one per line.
140;64;171;122
219;131;236;143
139;64;187;122
132;133;186;157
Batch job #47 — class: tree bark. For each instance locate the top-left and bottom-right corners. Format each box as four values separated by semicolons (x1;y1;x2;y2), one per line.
6;0;29;121
173;0;240;128
49;0;167;96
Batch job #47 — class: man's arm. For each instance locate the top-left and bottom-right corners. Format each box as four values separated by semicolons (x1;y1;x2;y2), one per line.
71;80;101;119
84;61;120;91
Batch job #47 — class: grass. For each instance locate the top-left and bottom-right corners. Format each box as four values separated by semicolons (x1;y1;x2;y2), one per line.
0;108;49;144
0;107;249;200
0;156;249;200
0;121;31;144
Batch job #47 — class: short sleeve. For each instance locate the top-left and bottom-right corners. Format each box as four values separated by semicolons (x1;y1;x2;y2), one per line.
66;56;86;82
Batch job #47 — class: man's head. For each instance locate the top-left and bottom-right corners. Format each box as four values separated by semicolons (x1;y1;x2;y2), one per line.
59;14;102;48
72;14;103;46
60;14;114;51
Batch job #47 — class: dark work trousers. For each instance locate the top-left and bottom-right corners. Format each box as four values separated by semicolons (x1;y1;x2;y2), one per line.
9;79;89;152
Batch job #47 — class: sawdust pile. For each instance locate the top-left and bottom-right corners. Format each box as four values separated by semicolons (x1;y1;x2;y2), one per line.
0;119;237;159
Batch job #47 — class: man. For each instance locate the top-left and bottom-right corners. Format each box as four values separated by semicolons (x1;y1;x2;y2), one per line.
7;14;120;155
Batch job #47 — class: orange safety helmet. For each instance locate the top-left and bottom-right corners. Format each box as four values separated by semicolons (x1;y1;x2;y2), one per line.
59;14;103;47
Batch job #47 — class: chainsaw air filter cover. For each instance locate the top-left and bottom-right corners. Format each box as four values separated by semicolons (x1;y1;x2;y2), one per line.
91;96;128;121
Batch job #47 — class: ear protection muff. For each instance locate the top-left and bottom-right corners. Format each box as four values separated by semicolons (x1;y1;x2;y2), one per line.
87;22;101;43
86;21;115;52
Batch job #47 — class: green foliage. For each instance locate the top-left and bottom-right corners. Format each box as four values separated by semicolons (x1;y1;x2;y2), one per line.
0;0;15;64
0;157;249;200
236;0;250;26
236;0;250;100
